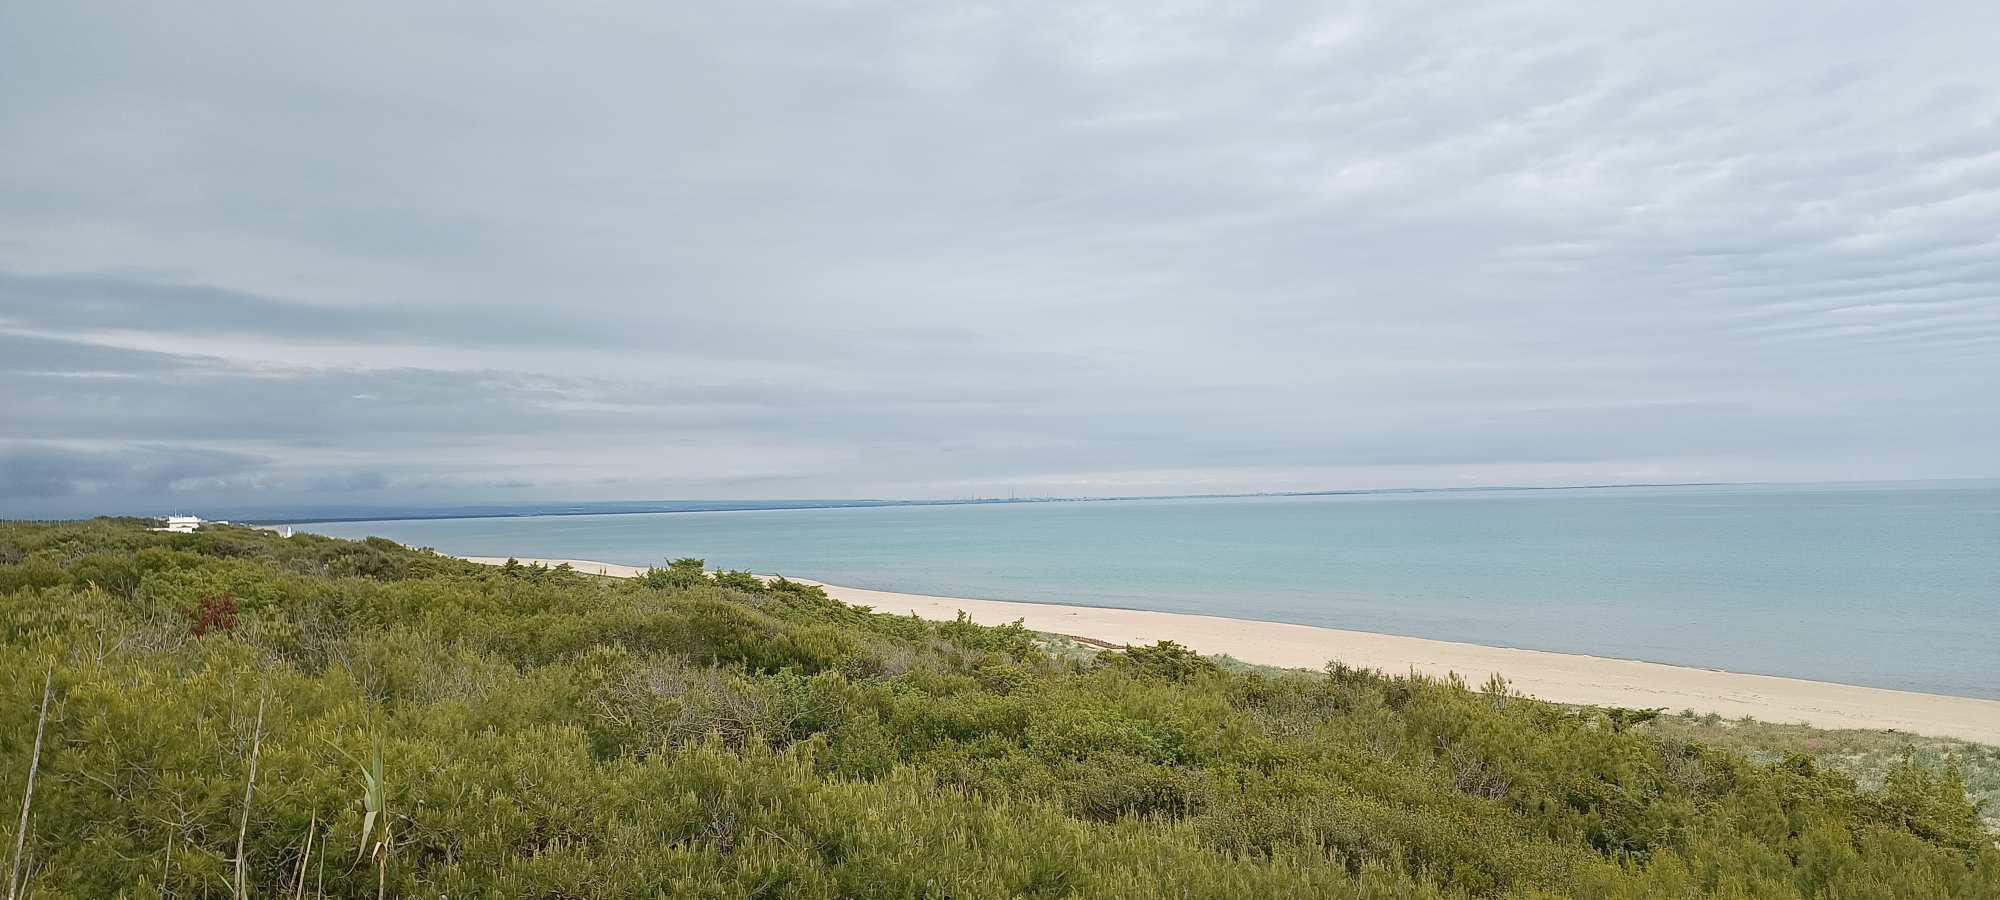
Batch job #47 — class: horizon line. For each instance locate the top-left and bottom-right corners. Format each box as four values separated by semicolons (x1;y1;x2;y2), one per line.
217;475;2000;526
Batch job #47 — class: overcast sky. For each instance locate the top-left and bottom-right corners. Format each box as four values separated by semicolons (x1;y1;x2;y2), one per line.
4;1;1998;517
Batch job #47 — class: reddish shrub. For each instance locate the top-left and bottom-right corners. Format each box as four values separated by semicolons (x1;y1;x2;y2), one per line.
189;593;239;637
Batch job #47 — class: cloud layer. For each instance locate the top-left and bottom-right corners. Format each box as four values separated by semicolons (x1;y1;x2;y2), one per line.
3;1;1997;516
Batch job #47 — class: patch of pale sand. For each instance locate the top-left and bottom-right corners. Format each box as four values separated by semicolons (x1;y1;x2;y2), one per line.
461;557;653;578
460;556;2000;744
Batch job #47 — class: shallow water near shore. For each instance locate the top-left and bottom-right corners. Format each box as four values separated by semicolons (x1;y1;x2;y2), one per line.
301;482;2000;699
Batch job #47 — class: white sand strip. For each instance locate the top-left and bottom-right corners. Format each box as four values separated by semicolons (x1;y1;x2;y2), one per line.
460;556;2000;744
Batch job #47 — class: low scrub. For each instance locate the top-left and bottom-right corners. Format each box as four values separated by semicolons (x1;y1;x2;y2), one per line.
0;520;1993;898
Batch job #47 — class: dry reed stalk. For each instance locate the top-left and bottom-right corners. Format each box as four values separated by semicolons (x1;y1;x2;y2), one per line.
232;693;266;900
6;667;52;900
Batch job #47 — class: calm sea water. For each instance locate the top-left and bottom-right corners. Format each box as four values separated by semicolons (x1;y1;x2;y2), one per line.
301;483;2000;699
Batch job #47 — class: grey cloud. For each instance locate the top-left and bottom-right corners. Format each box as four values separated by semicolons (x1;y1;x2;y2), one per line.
2;0;1997;514
0;442;270;502
0;269;758;353
0;332;197;375
306;471;391;492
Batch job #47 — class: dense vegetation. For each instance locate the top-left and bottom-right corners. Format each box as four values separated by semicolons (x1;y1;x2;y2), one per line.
0;520;1993;898
1643;713;2000;838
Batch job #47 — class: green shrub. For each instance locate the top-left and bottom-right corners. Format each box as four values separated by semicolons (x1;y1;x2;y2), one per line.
1107;639;1222;682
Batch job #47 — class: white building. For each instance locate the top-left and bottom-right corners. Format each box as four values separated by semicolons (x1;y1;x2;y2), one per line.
152;515;203;533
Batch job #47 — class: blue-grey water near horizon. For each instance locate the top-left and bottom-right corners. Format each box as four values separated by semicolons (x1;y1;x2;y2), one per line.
301;484;2000;700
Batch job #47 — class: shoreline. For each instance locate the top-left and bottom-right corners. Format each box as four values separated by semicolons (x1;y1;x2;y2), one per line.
460;555;2000;744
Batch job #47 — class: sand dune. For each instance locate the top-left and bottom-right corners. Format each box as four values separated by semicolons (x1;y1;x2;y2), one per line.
460;556;2000;744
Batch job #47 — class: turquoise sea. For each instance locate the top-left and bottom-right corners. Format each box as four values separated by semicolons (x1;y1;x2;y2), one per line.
301;483;2000;699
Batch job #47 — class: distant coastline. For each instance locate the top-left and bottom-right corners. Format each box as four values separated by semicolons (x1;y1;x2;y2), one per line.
297;481;2000;702
249;480;1743;525
459;555;2000;744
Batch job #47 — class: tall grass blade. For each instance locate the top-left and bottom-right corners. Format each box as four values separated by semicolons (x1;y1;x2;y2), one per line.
6;666;52;900
232;693;266;900
292;813;315;900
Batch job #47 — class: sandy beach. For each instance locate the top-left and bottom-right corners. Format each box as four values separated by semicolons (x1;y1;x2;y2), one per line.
462;556;2000;744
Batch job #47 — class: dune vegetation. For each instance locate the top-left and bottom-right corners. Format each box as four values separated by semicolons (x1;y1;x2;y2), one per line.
0;520;1993;898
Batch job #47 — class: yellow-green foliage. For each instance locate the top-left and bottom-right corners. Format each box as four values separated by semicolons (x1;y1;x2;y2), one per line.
0;520;1994;898
1643;712;2000;836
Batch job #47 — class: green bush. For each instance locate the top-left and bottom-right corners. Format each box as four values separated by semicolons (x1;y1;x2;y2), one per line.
1106;639;1222;682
